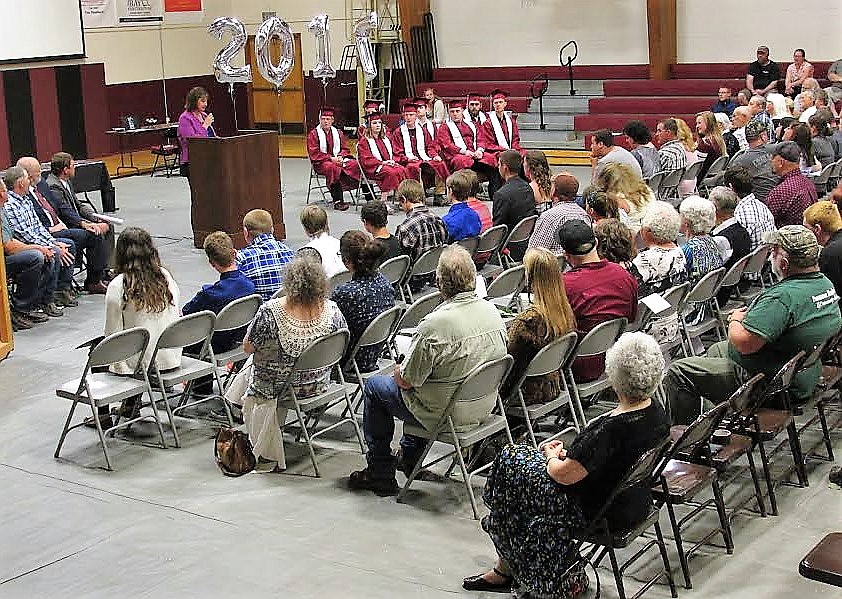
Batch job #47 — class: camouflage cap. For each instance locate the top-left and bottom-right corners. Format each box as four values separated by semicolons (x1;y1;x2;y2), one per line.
762;225;820;267
744;119;767;141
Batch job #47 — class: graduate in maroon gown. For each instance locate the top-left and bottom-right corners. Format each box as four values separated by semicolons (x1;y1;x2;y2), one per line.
436;99;502;200
306;106;359;211
357;112;409;201
482;90;525;156
357;99;383;138
392;100;450;190
465;92;488;126
415;96;439;141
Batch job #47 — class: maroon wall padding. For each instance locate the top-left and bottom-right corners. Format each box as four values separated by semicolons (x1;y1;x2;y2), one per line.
589;96;713;115
29;68;61;162
670;62;832;80
0;76;10;167
80;64;112;159
575;113;696;133
415;81;532;97
431;65;650;82
603;79;745;97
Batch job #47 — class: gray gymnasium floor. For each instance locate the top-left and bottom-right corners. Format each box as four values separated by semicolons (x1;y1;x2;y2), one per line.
0;159;839;598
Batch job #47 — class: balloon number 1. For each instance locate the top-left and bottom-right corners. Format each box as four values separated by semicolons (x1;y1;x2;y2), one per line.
353;11;378;83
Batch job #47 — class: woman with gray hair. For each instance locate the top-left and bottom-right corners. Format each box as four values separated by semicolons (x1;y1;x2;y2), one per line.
630;201;688;296
241;254;347;473
679;195;724;283
466;331;669;597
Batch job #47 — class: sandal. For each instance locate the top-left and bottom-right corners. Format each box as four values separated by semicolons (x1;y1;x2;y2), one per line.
462;568;514;593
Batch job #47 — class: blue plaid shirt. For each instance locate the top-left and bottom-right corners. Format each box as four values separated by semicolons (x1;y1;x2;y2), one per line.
4;190;56;247
236;233;294;300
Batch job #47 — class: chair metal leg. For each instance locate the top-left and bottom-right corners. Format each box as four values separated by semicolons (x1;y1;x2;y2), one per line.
756;437;778;516
396;440;435;502
745;445;767;517
654;520;679;598
54;398;80;459
343;389;366;453
608;547;627;599
786;420;809;487
665;498;692;589
449;422;480;519
144;388;168;450
291;401;321;477
156;384;181;448
90;403;113;471
817;403;836;461
711;478;734;553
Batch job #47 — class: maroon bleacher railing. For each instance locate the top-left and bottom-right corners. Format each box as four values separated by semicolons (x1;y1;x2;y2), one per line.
559;40;578;96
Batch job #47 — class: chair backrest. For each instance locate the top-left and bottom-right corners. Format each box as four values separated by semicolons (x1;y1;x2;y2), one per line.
329;270;353;291
719;253;752;289
410;245;444;278
155;311;216;352
292;328;350;372
682;161;703;181
628;299;653;333
659;166;685;189
670;401;729;457
684;267;725;305
763;350;807;400
831;158;842;177
574;317;627;359
485;265;526;300
455;236;479;256
397;291;443;330
214;293;262;333
727;372;766;416
430;354;514;430
663;281;691;311
703;154;729;180
524;331;579;378
812;161;835;185
379;254;411;286
475;224;509;255
504;215;538;247
350;306;403;360
646;172;664;193
88;327;150;370
741;244;771;278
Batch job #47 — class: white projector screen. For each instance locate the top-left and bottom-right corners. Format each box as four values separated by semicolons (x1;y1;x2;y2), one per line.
0;0;85;63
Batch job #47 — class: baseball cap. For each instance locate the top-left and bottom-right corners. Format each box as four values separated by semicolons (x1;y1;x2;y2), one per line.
772;141;801;163
762;225;820;267
744;119;767;141
557;220;596;256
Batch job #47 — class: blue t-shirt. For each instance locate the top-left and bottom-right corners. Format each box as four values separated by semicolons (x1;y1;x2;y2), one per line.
442;201;481;241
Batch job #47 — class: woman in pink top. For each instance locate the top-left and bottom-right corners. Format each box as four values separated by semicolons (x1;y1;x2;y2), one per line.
177;86;215;180
785;49;814;98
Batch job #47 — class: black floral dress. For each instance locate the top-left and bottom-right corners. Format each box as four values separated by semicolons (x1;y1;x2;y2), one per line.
330;272;395;372
482;402;669;597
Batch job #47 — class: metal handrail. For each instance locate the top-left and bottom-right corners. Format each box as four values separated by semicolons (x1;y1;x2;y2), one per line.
529;72;549;131
559;40;578;96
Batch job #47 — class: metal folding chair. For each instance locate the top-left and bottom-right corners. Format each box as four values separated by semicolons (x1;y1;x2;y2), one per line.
679;267;726;355
500;215;539;269
475;224;509;277
645;171;665;196
345;306;404;413
714;254;752;328
810;161;836;196
379;254;411;304
54;328;165;470
397;354;515;519
658;167;685;205
212;293;262;390
738;243;772;301
698;155;730;194
455;236;479;256
329;270;353;292
484;265;526;312
306;166;331;205
392;291;444;356
405;245;444;301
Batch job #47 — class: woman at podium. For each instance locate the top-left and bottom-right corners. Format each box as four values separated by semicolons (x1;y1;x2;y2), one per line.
177;86;215;180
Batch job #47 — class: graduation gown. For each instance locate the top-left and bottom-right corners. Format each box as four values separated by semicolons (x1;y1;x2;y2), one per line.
306;126;361;189
435;119;498;172
482;111;524;155
357;135;409;192
391;123;450;183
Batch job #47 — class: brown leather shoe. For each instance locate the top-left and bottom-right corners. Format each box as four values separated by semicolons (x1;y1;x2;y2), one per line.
10;311;33;331
333;202;350;212
85;281;108;294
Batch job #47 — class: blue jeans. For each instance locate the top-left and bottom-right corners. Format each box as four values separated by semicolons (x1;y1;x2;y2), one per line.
5;249;44;311
363;375;425;478
48;238;77;294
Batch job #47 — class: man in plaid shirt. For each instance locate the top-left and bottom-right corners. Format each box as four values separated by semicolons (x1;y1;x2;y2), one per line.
655;119;688;174
236;209;294;301
395;179;448;288
765;141;818;228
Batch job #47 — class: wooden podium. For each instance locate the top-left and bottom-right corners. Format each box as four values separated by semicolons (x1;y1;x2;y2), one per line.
188;130;285;248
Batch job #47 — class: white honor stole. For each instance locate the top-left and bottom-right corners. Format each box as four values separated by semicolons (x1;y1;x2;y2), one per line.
316;125;342;157
446;119;476;153
400;124;432;161
366;136;394;172
489;111;512;149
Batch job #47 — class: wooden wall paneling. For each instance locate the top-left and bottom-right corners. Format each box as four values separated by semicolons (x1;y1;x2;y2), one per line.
247;33;305;131
647;0;677;80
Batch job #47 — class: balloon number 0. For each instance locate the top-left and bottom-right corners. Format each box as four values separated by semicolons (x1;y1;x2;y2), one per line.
210;13;378;90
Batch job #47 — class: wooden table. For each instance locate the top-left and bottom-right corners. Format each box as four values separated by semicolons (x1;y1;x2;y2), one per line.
799;532;842;587
106;123;177;175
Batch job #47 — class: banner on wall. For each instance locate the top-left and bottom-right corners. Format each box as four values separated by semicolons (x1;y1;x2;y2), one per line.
164;0;203;23
118;0;164;25
81;0;118;28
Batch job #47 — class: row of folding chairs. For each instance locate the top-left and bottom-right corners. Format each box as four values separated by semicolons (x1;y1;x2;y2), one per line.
809;156;842;196
646;154;731;205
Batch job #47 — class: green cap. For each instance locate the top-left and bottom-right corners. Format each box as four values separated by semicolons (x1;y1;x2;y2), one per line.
762;225;820;267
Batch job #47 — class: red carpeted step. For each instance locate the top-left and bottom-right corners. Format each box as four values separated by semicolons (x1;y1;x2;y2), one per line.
589;96;715;115
414;81;532;97
670;61;832;80
431;64;649;82
574;113;697;133
603;78;745;97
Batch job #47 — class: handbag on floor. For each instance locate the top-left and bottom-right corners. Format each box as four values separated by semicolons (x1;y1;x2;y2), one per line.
214;428;256;476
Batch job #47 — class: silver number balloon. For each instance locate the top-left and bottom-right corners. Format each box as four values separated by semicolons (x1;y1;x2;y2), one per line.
307;14;336;81
255;16;295;90
208;17;252;85
353;11;378;83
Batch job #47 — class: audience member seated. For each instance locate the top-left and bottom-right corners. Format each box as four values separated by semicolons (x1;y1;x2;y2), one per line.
45;152;115;264
300;205;345;278
559;220;638;382
766;85;793;122
500;248;576;405
442;171;482;241
93;227;181;428
391;100;449;191
241;255;347;473
797;90;818;123
748;95;776;142
3;166;76;315
710;187;751;304
595;163;654;235
590;128;642;180
360;199;403;261
675;117;701;197
524;150;554;210
331;230;395;372
460;169;492;232
482;90;524;157
395;179;448;288
787;122;822;174
357;113;409;203
727;120;780;202
808;114;836;169
803;201;842;299
825;56;842;104
415;94;439;136
785;48;813;97
695;111;727;183
594;218;636;269
730;107;752;151
493;150;538;262
464;332;669;597
679;196;724;284
746;45;781;96
816;109;842;160
18;157;109;295
736;88;752;107
436;99;501;200
665;225;841;424
715;112;741;158
656;118;689;189
236;209;294;301
528;172;589;255
623;120;661;179
584;188;622;223
723;166;777;253
711;86;736;117
306;106;359;211
766;141;819;227
348;245;507;495
423;87;447;125
0;178;52;330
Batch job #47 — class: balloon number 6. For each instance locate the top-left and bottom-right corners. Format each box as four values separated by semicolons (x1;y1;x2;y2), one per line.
208;17;252;86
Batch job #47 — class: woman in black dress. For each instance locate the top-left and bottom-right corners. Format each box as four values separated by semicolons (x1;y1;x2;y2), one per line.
464;332;670;598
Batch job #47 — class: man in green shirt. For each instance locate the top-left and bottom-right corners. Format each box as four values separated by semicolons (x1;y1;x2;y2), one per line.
348;245;507;495
666;225;842;425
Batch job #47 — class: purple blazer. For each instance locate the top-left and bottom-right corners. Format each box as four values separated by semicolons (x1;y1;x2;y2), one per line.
177;110;209;164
